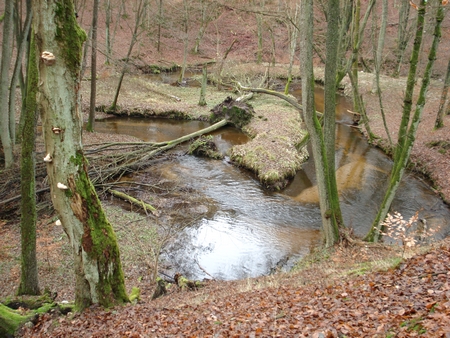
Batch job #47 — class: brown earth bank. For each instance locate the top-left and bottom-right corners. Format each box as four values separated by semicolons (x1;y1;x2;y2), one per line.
1;1;450;337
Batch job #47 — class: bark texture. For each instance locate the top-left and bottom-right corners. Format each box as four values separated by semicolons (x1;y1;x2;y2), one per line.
323;0;344;229
0;0;15;168
300;0;339;247
18;33;40;296
33;0;128;309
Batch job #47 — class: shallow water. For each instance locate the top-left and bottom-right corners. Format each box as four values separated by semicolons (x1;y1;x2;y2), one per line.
94;89;450;280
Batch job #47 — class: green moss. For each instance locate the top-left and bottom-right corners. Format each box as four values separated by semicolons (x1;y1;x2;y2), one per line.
188;135;223;159
129;287;140;303
0;303;33;336
54;0;87;79
69;152;84;167
71;155;129;308
400;317;426;334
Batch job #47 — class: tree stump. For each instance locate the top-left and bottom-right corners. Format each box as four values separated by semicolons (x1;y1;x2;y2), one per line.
210;96;255;129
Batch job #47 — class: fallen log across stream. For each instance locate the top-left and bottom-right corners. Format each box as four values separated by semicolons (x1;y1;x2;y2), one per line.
84;118;228;185
0;119;228;213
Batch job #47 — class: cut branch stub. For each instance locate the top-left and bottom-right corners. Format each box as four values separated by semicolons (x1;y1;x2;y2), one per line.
210;96;254;129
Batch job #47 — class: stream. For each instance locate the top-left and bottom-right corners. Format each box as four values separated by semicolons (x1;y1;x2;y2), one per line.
94;84;450;281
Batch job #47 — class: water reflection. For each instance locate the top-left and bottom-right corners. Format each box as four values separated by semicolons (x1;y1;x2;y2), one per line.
94;117;210;142
160;155;323;280
94;90;450;280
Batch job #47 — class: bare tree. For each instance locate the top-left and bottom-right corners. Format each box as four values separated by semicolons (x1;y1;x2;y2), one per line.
179;0;189;83
193;0;218;54
105;0;126;64
435;58;450;129
156;0;163;52
255;0;265;64
284;3;300;94
87;0;99;132
393;0;413;77
110;0;148;111
10;0;32;143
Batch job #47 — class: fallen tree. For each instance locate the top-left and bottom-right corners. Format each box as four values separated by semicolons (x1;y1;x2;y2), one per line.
0;119;228;215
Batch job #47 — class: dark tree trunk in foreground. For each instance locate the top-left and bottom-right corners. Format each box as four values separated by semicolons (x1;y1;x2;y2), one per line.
18;32;40;296
33;0;128;310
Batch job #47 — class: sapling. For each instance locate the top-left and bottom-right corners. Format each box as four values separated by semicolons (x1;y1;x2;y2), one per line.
380;211;439;257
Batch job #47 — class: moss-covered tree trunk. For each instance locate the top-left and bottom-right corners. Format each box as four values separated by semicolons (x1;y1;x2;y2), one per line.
323;0;344;231
33;0;128;310
366;0;444;242
18;32;40;296
300;0;340;247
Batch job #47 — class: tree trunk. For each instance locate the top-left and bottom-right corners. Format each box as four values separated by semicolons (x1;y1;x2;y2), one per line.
18;32;40;296
323;0;344;229
370;0;392;146
351;0;361;112
198;65;207;106
193;0;214;54
284;3;299;95
0;0;15;168
366;0;444;242
157;0;163;52
179;0;189;83
434;58;450;129
255;0;265;64
87;0;99;132
105;0;112;64
9;0;32;145
110;0;145;111
33;0;128;310
300;0;339;247
336;0;375;86
393;0;412;77
371;0;388;93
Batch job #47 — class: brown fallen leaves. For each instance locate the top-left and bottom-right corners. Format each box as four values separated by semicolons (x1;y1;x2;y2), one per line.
19;242;450;338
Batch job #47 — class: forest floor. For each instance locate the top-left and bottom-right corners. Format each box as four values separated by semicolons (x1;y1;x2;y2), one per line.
18;239;450;337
